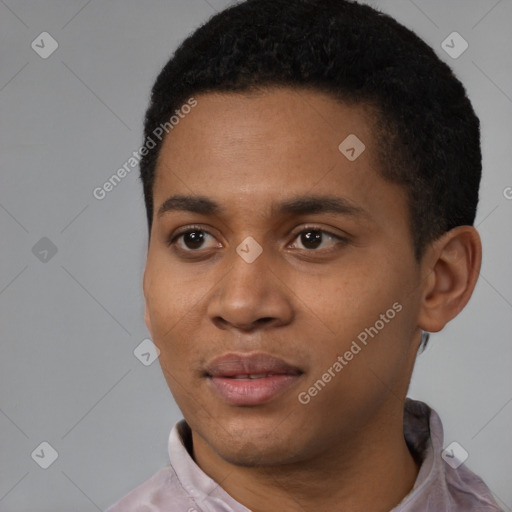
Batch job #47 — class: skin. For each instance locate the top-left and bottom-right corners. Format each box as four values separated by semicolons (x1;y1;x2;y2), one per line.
142;87;482;512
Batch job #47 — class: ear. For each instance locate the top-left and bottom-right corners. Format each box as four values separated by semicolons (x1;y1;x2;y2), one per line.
417;226;482;333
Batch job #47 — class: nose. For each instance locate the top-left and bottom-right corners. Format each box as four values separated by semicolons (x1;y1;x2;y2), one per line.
206;246;294;332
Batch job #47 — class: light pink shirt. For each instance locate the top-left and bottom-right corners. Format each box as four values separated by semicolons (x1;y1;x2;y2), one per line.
105;399;504;511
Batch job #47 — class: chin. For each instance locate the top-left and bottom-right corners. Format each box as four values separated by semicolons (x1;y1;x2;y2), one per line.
202;419;307;467
216;439;301;467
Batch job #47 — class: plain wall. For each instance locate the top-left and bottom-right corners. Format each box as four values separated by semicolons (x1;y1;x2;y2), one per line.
0;1;511;510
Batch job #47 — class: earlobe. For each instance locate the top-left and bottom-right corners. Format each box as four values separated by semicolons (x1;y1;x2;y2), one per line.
417;226;482;333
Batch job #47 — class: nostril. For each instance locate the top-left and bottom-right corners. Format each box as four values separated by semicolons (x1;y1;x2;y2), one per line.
212;316;277;331
212;316;229;330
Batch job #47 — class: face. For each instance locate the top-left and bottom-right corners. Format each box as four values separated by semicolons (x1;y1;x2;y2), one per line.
143;87;424;467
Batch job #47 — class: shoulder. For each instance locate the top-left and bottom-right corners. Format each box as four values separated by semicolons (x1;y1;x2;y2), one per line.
442;463;504;512
400;399;504;511
105;465;200;512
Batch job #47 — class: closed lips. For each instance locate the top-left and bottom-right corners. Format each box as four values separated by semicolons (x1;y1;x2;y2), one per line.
204;353;303;378
205;352;304;406
229;373;290;379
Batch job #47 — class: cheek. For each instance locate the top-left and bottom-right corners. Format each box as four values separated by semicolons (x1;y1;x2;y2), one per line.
293;258;412;380
144;262;205;365
293;260;401;336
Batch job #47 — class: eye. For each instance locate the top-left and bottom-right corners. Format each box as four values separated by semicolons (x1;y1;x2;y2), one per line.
288;227;347;251
168;226;221;252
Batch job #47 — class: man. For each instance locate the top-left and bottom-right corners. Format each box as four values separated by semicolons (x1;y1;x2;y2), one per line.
107;0;503;510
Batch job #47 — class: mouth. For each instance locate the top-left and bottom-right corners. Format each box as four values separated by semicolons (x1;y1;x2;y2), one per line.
204;352;304;406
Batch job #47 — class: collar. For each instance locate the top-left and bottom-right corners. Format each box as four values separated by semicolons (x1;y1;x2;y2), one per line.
166;399;485;511
168;420;251;512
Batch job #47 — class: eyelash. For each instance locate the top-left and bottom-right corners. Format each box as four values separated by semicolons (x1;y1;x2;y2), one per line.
167;224;349;253
167;224;208;243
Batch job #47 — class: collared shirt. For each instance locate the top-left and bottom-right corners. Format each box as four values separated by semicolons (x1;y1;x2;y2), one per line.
105;399;504;511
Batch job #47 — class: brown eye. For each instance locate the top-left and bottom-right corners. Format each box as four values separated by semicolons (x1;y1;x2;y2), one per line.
301;230;323;249
290;228;346;251
182;231;206;249
168;227;221;253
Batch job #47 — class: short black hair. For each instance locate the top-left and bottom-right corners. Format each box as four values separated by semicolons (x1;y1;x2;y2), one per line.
140;0;481;261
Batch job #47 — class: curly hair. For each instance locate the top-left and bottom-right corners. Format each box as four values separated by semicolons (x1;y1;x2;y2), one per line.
139;0;481;261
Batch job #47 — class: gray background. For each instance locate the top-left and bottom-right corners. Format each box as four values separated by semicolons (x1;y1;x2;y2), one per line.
0;0;511;510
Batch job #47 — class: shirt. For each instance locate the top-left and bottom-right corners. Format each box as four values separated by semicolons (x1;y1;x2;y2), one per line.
105;399;504;511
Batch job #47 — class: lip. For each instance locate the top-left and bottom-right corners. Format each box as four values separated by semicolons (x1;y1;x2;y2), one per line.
205;352;303;406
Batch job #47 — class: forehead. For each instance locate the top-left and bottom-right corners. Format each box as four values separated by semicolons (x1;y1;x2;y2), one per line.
157;88;378;158
152;87;407;229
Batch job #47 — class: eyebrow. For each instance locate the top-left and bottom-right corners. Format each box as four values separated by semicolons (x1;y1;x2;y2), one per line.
157;194;367;219
157;195;220;217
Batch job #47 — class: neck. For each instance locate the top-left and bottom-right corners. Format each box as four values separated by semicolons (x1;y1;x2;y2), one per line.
191;407;419;512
